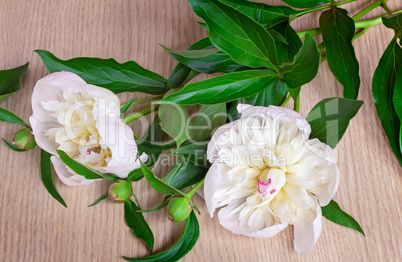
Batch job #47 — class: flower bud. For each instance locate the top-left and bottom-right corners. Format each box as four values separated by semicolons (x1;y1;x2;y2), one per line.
108;180;132;203
167;197;192;222
12;128;36;150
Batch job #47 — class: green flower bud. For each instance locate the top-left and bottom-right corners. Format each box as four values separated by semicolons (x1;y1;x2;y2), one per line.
167;197;192;222
108;180;132;203
12;128;36;150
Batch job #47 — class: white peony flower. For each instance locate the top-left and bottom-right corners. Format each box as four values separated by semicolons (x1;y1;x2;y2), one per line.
204;104;340;255
30;72;147;186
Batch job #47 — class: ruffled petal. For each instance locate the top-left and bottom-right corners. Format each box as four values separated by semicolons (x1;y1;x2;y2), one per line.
218;199;288;237
293;203;322;255
29;116;56;154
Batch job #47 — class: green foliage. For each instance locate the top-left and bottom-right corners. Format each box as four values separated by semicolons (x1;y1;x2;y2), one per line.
141;162;187;197
171;143;210;168
125;198;155;253
57;150;118;180
280;34;320;89
320;7;360;99
306;97;363;148
0;62;28;103
160;70;279;105
372;14;402;165
162;158;208;190
0;107;29;127
36;50;168;95
279;0;331;8
123;212;199;262
322;200;365;236
40;150;67;207
188;0;278;71
245;78;288;107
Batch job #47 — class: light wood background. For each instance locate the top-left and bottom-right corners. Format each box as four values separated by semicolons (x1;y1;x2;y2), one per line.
1;0;401;261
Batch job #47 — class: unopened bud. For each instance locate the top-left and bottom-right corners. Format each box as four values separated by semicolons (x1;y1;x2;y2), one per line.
12;128;36;150
108;180;132;203
167;197;192;222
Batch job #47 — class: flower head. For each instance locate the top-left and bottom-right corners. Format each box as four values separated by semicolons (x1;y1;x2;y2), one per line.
205;104;340;255
30;72;147;186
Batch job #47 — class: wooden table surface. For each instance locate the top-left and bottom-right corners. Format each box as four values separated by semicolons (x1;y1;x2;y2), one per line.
1;0;401;261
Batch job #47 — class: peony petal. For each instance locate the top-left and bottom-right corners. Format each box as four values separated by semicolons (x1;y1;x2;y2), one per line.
204;163;231;217
29;116;57;154
218;198;288;237
95;112;142;178
207;120;240;163
50;156;94;186
237;104;311;141
293;202;322;255
31;72;87;122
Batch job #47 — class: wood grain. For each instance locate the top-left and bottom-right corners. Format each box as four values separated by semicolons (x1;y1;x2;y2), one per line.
1;0;401;261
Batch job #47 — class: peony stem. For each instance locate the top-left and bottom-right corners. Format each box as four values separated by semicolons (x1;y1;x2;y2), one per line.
294;96;300;113
122;105;159;124
297;9;402;40
280;94;291;107
352;0;382;21
186;178;205;199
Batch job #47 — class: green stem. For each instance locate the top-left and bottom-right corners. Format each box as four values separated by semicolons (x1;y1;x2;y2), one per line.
294;96;300;113
280;94;291;107
123;105;159;124
186;178;205;199
120;95;164;109
298;9;402;40
352;0;381;21
296;0;357;16
381;0;393;15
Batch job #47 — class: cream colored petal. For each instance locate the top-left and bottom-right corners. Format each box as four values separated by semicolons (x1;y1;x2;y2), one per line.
293;203;322;255
31;72;86;122
29;116;57;154
204;163;232;217
218;199;288;237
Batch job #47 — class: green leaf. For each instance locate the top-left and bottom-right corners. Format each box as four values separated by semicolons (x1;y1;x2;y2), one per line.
280;34;320;89
322;200;365;236
287;85;300;101
161;45;220;58
158;102;189;148
188;0;278;71
272;21;302;65
2;138;26;152
163;45;249;74
372;37;402;165
171;144;210;168
137;199;170;213
40;150;67;207
227;99;242;121
123;212;199;262
120;97;137;116
219;0;303;28
141;162;187;197
306;97;363;148
0;62;29;103
0;107;29;127
168;63;199;88
392;69;402;153
280;0;330;8
56;150;117;180
320;7;360;99
137;116;167;167
35;50;168;95
162;158;208;190
125;198;155;253
88;194;108;207
382;13;402;35
245;78;288;106
159;69;279;105
189;103;227;142
127;168;144;182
